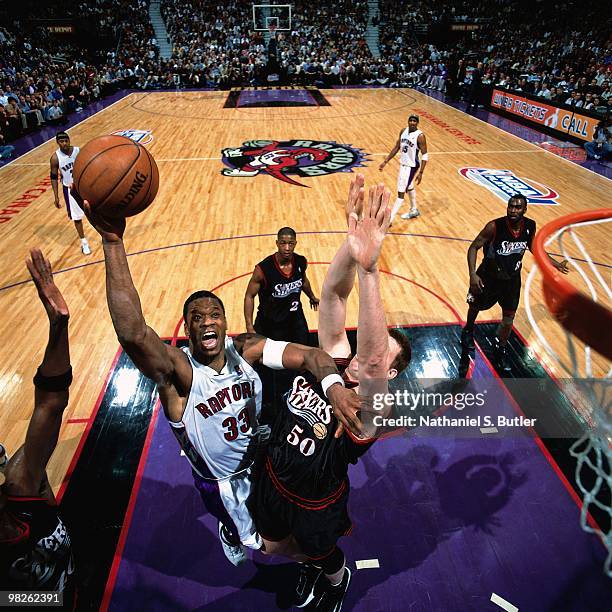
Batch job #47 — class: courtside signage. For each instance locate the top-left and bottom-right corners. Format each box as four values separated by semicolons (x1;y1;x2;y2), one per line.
221;140;368;187
459;167;560;205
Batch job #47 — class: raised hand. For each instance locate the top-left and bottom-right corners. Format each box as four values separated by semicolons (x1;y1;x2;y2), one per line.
326;383;363;438
347;182;391;272
26;249;69;324
74;189;125;243
345;173;365;223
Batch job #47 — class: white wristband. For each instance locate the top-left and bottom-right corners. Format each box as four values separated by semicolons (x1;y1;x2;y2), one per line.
321;373;345;398
421;153;429;161
262;339;289;370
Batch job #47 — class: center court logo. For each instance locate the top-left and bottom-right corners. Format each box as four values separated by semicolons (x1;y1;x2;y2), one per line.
111;129;154;145
221;139;368;187
459;167;560;205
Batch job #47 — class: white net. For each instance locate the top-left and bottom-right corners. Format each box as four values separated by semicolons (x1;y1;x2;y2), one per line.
525;213;611;577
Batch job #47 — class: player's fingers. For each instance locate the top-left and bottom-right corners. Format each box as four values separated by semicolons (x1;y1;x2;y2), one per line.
335;422;345;438
367;184;376;218
355;186;364;218
381;206;391;233
348;211;358;233
375;187;390;224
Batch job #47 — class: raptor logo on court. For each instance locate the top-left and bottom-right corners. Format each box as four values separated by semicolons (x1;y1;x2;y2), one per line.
459;168;560;206
221;140;368;187
111;129;154;145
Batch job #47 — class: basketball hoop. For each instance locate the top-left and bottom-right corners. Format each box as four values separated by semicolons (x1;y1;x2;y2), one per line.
530;208;612;366
525;208;612;577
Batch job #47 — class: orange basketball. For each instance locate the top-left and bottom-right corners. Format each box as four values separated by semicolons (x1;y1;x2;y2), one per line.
72;135;159;217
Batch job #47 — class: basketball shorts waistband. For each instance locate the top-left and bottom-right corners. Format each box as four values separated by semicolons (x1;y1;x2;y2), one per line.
264;456;347;510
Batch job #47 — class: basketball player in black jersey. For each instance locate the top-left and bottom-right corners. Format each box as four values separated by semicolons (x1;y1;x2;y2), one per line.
0;249;76;607
244;227;319;345
249;176;411;611
460;194;568;372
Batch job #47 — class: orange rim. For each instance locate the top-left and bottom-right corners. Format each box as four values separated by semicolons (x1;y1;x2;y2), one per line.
532;208;612;361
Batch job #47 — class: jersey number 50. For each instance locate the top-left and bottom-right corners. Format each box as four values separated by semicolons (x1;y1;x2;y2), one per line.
287;424;316;456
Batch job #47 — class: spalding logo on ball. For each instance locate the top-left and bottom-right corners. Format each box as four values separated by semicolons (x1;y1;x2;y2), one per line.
72;135;159;217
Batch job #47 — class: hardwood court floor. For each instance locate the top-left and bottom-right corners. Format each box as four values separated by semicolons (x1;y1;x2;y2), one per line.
0;88;609;492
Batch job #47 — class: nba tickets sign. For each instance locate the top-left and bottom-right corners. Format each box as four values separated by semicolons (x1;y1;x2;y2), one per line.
459;167;560;206
221;140;368;187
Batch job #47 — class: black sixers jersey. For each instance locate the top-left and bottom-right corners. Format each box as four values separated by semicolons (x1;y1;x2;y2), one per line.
256;254;308;323
265;358;374;504
0;496;75;602
481;216;536;280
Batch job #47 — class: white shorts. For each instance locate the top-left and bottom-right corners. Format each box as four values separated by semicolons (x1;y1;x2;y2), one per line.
193;466;263;550
397;164;419;193
62;185;84;221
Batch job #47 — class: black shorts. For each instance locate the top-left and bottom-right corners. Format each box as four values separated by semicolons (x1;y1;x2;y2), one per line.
248;464;352;560
254;311;310;345
471;269;521;314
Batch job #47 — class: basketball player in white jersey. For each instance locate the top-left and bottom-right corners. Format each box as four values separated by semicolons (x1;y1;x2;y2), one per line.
379;114;428;221
50;132;91;255
80;200;362;567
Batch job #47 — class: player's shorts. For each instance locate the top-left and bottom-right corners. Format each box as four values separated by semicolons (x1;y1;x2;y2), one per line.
254;311;310;345
62;185;84;221
469;268;521;314
397;162;420;193
248;458;352;560
193;466;262;550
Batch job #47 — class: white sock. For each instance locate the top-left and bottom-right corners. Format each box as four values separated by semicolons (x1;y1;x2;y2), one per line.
326;565;346;587
390;197;404;221
408;189;417;212
81;238;88;244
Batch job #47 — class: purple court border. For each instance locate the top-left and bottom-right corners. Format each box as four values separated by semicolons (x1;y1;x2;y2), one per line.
104;335;610;611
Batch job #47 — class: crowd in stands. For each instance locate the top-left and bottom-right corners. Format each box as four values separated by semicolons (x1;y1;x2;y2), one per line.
0;0;610;150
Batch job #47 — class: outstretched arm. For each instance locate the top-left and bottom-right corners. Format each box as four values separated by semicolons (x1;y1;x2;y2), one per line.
350;184;392;385
318;175;365;358
234;334;362;437
20;249;71;489
83;201;186;389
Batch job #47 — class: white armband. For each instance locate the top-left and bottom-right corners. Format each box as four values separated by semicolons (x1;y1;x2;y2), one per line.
421;153;429;161
262;339;289;370
321;373;345;398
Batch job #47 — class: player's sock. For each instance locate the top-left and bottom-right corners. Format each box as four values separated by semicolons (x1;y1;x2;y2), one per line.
326;565;346;587
390;197;404;221
408;189;418;213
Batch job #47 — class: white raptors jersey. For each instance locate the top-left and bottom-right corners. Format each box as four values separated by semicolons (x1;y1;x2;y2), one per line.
399;128;422;167
169;337;263;480
56;147;80;186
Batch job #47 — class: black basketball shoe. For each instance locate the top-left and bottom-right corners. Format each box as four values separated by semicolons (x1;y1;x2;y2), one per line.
308;568;351;612
460;327;475;352
295;563;323;607
496;344;512;372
